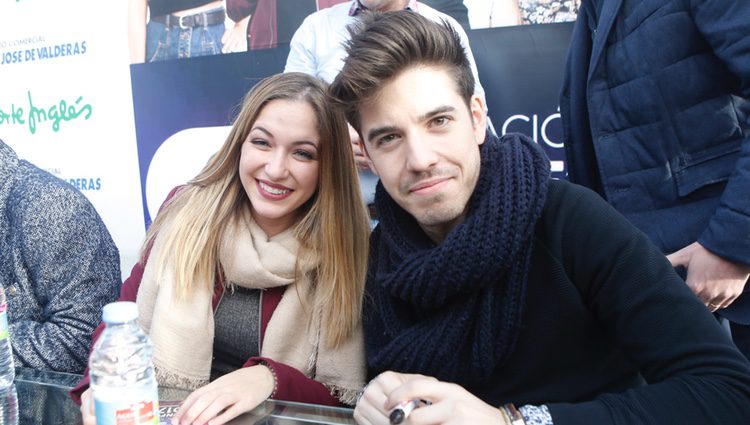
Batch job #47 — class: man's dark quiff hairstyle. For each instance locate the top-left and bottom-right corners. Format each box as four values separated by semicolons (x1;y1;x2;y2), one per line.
328;10;475;136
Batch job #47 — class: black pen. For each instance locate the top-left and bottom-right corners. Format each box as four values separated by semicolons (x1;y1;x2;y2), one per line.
389;399;430;424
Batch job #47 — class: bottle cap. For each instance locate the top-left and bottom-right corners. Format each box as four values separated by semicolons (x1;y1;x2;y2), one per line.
102;301;139;324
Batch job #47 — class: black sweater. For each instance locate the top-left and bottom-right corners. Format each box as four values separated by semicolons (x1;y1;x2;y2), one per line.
365;179;750;424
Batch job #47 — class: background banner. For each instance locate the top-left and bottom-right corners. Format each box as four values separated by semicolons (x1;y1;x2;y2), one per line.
0;0;146;275
2;1;575;275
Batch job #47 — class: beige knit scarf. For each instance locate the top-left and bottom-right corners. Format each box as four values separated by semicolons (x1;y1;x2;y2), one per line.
136;209;366;404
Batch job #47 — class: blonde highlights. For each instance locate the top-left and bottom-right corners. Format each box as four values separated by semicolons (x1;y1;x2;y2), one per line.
143;73;370;347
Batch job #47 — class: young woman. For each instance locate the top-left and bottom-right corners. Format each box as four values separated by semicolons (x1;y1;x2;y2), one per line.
73;72;371;424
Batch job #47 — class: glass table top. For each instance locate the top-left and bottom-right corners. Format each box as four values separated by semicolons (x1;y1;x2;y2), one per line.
2;367;355;425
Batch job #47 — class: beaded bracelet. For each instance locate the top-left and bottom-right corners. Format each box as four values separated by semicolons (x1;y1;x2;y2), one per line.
257;359;278;399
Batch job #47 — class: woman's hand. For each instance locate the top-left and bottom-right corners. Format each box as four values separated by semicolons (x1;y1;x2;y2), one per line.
221;16;251;53
172;365;274;425
80;388;96;425
354;371;505;425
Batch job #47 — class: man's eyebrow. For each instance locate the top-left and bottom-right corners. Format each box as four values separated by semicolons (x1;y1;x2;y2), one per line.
365;106;457;143
366;125;400;144
417;105;456;123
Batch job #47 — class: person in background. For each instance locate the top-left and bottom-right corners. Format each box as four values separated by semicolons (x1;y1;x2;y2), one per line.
129;0;230;63
561;0;750;358
328;11;750;424
0;140;121;374
464;0;522;28
516;0;579;25
224;0;349;51
420;0;470;30
285;0;488;206
463;0;580;29
73;72;371;425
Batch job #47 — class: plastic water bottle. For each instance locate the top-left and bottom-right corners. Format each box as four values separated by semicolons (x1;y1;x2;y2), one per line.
89;302;159;425
0;287;15;389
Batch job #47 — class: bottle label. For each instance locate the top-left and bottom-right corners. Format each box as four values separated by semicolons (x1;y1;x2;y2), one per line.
0;303;9;340
95;389;160;425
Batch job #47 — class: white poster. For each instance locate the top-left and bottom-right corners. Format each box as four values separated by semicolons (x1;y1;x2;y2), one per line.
0;0;145;276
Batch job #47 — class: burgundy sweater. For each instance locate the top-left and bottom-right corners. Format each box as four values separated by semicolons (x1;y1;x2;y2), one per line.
69;261;340;406
70;188;340;406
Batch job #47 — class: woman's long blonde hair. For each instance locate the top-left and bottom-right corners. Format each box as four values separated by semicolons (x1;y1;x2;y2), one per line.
142;72;370;347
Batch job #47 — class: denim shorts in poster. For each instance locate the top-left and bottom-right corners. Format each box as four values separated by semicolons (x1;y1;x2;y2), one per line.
145;20;225;62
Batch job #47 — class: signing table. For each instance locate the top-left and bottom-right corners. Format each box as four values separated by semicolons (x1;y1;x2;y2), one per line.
2;367;355;424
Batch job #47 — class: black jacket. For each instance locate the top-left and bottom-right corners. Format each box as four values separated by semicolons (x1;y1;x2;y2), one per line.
365;178;750;424
560;0;750;323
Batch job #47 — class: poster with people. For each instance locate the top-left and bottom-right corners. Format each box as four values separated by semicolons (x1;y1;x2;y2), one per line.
2;0;579;272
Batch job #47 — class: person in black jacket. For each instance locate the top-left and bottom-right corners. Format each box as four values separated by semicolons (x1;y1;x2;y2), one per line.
560;0;750;359
328;11;750;425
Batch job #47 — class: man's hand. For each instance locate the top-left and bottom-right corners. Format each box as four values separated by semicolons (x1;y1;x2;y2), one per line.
172;365;274;425
354;371;505;425
667;242;750;312
349;124;372;171
80;388;95;425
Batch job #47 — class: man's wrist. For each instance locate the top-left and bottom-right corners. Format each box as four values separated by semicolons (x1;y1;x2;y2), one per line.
500;403;526;425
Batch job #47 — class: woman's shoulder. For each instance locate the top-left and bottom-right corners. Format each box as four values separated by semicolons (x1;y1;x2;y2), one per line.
164;184;187;204
151;184;188;219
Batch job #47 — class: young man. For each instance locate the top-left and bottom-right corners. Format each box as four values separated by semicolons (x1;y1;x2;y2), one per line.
0;140;121;373
328;11;750;425
285;0;487;204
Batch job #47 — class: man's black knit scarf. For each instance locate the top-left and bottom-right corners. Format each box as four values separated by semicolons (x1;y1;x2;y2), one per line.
364;133;550;386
